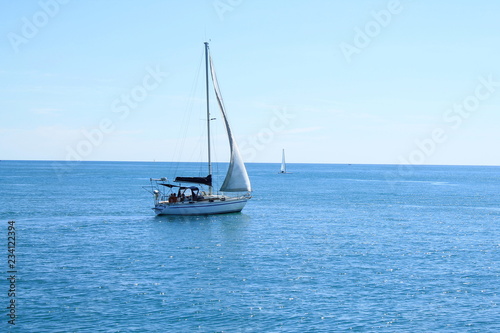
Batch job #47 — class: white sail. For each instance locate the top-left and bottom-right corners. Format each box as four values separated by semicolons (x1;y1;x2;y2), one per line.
210;56;252;192
280;149;286;173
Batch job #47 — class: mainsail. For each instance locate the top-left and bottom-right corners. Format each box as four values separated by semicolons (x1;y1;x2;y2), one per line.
209;56;252;192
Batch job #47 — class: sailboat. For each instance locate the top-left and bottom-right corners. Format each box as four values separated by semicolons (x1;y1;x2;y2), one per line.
278;149;290;174
147;42;252;215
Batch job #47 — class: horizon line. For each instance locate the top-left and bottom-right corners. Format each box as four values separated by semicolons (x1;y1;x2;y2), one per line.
1;159;499;168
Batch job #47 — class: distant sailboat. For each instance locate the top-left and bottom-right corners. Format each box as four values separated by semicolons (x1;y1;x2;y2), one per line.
146;42;252;215
279;149;290;174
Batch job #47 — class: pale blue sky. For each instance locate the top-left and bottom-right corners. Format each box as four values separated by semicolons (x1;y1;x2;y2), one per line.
1;0;500;165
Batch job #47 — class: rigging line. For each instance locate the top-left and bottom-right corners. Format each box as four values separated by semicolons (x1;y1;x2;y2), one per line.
182;97;206;177
171;49;205;177
209;56;231;152
188;127;205;175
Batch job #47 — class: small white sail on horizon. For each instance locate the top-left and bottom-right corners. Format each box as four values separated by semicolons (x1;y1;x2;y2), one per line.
280;149;286;173
279;149;290;174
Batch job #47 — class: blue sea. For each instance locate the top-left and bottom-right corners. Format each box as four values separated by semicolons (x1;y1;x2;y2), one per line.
1;160;499;332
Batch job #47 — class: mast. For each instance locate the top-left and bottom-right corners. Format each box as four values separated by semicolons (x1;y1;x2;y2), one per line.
205;42;212;194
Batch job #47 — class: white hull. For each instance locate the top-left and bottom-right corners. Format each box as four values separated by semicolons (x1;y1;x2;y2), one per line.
153;197;248;216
